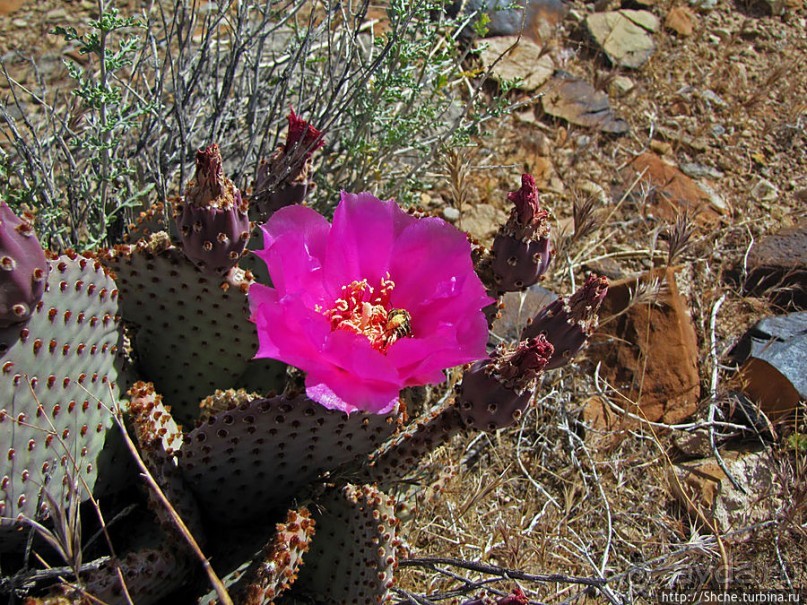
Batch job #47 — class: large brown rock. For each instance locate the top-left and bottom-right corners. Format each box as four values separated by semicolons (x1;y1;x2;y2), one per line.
478;36;555;92
585;10;658;69
588;267;700;424
541;72;629;134
624;152;723;228
743;222;807;309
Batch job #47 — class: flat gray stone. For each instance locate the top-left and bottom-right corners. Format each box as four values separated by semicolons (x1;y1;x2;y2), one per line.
479;36;555;91
541;72;629;134
586;10;658;69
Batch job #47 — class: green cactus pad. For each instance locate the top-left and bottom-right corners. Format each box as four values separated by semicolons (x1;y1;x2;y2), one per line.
178;395;401;523
362;403;465;488
127;381;204;540
289;483;401;604
199;507;316;605
97;234;285;424
0;254;126;552
80;544;195;605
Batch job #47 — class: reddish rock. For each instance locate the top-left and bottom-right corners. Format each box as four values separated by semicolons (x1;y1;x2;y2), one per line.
743;222;807;309
588;267;701;424
664;6;696;37
624;152;722;228
541;72;629;134
0;0;25;16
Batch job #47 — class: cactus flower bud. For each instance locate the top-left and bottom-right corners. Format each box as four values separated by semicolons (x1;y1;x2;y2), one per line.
457;335;554;431
490;174;551;292
0;203;48;328
251;109;324;220
462;588;529;605
521;274;608;370
175;143;250;275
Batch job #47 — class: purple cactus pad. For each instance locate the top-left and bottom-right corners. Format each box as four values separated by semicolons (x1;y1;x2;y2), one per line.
251;110;324;221
490;174;551;293
457;335;553;431
0;203;48;328
522;274;608;369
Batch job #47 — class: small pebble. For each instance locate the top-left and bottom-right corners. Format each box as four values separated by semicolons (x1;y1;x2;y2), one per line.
442;207;461;223
681;162;724;179
751;178;779;202
609;75;635;96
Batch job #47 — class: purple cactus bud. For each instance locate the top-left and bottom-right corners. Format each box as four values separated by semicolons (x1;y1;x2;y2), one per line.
251;109;324;221
0;203;48;328
457;335;553;431
522;274;608;370
461;587;529;605
490;174;551;293
175;144;250;275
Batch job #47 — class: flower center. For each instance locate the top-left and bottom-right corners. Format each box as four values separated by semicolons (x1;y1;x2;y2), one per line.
320;275;413;353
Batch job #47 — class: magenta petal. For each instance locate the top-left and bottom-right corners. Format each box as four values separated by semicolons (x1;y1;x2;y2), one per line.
250;285;332;369
306;376;399;415
305;329;401;413
387;312;490;384
254;204;330;299
389;216;493;325
248;194;496;415
324;192;417;289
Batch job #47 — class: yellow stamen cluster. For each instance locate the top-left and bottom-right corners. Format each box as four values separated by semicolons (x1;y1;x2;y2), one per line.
322;274;410;353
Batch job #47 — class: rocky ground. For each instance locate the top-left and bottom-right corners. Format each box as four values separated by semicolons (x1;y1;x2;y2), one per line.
1;0;805;602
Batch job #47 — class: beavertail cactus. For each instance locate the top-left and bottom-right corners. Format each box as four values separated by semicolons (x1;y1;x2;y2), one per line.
251;109;324;220
229;507;316;604
522;274;608;369
174;144;250;275
291;483;401;604
490;174;551;293
457;335;554;430
0;203;48;328
0;253;125;550
178;393;400;522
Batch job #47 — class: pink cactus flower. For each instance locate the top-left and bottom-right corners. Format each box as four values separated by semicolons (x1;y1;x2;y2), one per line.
249;192;494;414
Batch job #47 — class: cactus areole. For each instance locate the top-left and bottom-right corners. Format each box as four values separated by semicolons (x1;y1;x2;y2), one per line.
249;192;494;414
175;144;250;274
0;203;48;328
